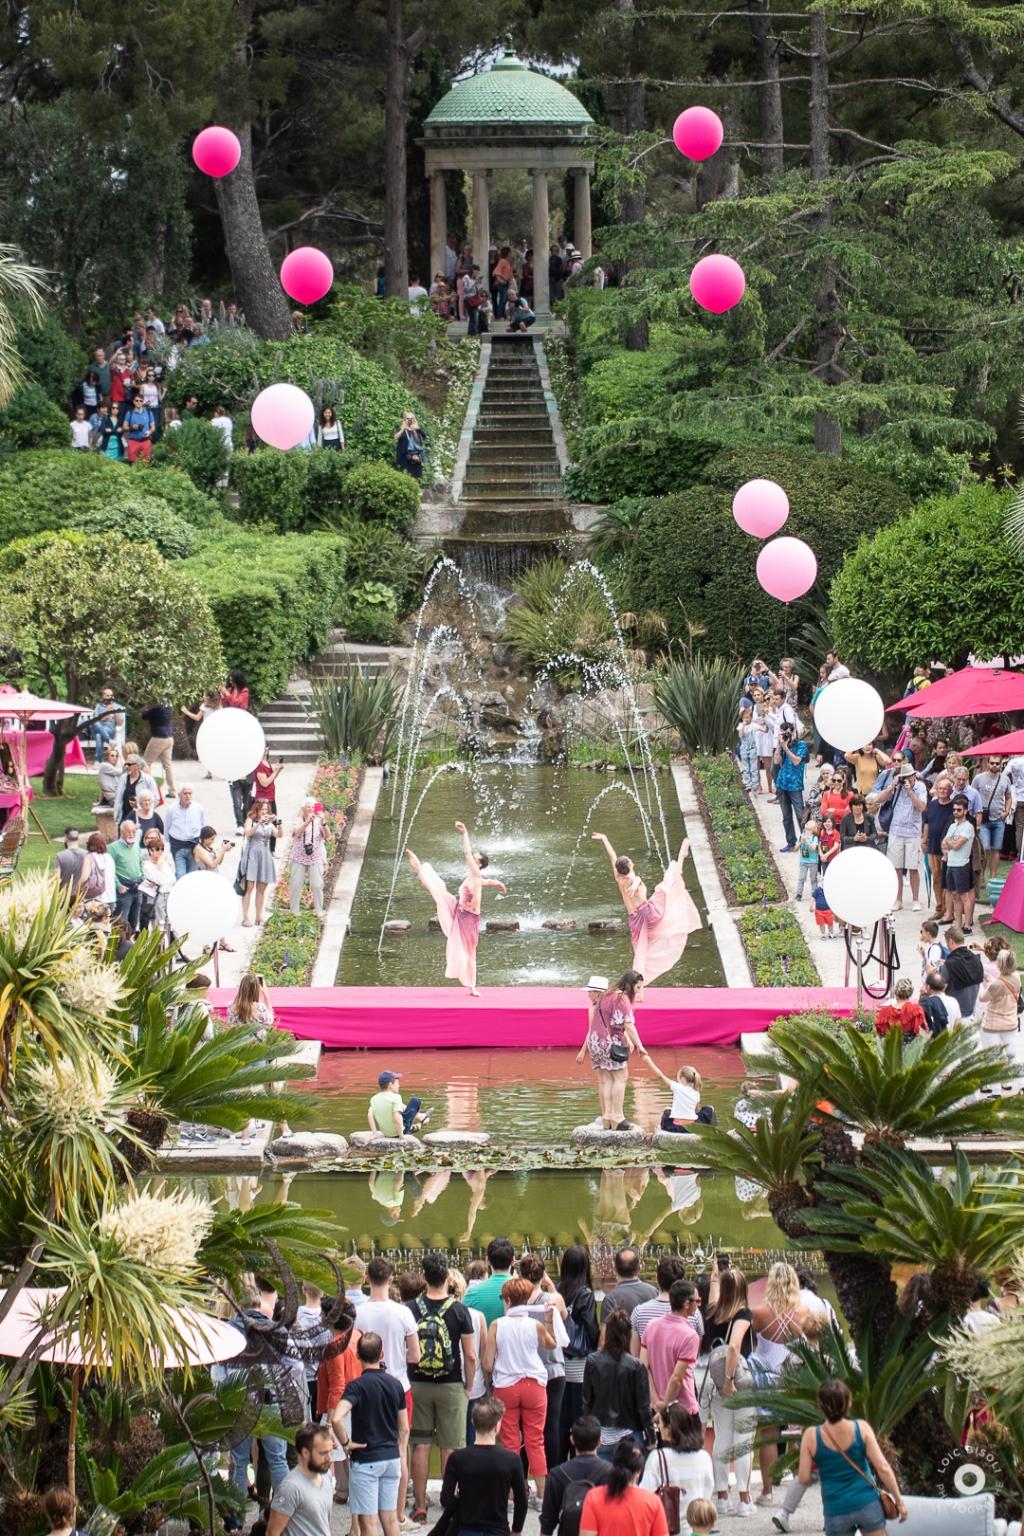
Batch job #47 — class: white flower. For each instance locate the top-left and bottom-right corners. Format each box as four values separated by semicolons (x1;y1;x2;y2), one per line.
0;871;58;942
97;1189;214;1275
53;950;125;1020
26;1054;121;1137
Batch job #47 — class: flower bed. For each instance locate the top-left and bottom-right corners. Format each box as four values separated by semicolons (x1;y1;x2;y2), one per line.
691;753;780;904
250;760;361;986
738;907;819;986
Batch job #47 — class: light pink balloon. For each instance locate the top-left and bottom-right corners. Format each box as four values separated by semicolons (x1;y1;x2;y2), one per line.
733;479;790;538
689;254;745;314
192;126;241;178
756;537;817;603
251;383;315;451
672;106;724;161
280;246;335;305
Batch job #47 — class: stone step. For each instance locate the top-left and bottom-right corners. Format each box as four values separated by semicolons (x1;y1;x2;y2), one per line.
474;428;553;444
466;452;560;470
477;410;550;425
464;472;563;491
457;492;565;506
258;726;324;743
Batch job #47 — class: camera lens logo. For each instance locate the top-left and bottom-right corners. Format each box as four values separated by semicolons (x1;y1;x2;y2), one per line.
935;1444;1004;1500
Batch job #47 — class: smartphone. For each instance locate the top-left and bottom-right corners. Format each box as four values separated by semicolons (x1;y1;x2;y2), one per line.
257;974;265;989
717;1254;732;1272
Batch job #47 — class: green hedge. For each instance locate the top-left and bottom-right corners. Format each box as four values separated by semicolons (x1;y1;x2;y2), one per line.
232;449;310;531
0;449;220;545
68;498;199;559
626;447;906;662
692;753;780;904
738;907;819;986
231;449;419;535
0;384;71;452
181;529;348;706
164;331;429;467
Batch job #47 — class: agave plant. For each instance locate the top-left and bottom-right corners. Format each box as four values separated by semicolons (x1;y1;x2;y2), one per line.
653;655;745;755
501;558;617;684
309;664;402;761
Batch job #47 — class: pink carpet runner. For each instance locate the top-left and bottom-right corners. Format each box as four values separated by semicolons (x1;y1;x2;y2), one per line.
209;985;857;1049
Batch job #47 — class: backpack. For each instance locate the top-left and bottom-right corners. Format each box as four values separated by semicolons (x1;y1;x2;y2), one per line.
413;1295;457;1379
559;1471;603;1536
80;853;106;901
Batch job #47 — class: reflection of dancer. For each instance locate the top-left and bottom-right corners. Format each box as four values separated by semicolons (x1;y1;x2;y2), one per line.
592;833;700;984
406;821;507;995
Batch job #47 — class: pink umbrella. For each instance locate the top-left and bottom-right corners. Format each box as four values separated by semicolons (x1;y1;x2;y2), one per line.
962;729;1024;758
0;690;86;830
885;666;1024;718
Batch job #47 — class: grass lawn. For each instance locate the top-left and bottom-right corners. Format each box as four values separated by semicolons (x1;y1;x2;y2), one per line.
16;773;101;876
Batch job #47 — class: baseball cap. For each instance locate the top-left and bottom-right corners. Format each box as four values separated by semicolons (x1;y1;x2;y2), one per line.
378;1070;401;1087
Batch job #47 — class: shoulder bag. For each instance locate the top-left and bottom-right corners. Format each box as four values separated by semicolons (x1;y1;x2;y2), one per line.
708;1316;753;1394
876;782;901;835
819;1423;899;1522
653;1447;681;1536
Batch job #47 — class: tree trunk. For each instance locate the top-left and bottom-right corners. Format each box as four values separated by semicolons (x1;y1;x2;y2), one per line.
750;0;784;178
608;0;649;351
383;0;421;301
809;11;843;455
214;117;292;341
42;718;78;798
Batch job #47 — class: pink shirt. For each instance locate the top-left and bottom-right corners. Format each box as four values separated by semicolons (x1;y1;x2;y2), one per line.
643;1312;699;1414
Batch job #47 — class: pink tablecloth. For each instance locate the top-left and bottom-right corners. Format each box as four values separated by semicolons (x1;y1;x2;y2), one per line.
1;731;87;777
0;785;33;812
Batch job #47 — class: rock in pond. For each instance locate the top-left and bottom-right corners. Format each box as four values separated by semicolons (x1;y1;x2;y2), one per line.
486;918;520;932
428;917;443;932
384;920;411;935
269;1131;348;1159
349;1131;423;1151
423;1130;491;1148
571;1124;651;1149
588;918;622;933
542;918;577;931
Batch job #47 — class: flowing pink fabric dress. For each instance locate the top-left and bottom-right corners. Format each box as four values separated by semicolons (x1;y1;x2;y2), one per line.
628;857;701;985
417;863;480;990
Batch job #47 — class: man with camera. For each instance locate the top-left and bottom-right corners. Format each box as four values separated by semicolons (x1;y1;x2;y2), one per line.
774;723;809;853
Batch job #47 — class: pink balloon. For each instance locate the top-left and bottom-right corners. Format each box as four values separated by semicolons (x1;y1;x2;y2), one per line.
672;106;724;161
689;254;745;314
192;126;241;178
756;537;817;603
280;246;335;305
733;479;790;538
251;383;315;452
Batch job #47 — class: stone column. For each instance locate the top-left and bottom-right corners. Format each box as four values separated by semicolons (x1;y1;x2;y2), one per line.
531;169;550;314
429;169;447;286
471;171;490;276
574;168;592;258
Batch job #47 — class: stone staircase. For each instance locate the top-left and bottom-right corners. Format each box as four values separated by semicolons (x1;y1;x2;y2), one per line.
258;638;405;762
448;333;573;583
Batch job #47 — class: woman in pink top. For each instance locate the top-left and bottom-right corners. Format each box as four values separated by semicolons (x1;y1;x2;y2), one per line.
592;832;700;985
406;820;507;995
578;971;646;1130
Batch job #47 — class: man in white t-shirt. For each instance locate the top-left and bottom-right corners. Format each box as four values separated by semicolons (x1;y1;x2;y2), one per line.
407;278;428;313
826;650;850;682
70;407;92;449
355;1256;421;1523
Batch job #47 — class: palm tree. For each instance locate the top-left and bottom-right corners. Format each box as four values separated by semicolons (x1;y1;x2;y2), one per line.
0;244;49;408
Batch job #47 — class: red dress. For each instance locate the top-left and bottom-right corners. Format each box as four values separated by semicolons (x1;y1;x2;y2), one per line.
875;1001;926;1039
221;685;250;710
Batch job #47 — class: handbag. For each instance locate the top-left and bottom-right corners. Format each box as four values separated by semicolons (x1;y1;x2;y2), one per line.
707;1317;753;1394
609;1040;630;1064
653;1448;681;1536
819;1424;899;1522
876;782;901;835
233;846;248;896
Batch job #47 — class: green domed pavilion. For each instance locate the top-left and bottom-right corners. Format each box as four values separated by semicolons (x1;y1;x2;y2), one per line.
421;49;595;313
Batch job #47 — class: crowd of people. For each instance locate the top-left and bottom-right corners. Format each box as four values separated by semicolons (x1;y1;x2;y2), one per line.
130;1240;914;1536
412;233;607;335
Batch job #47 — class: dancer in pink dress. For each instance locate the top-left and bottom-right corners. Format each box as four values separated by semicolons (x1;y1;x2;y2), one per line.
406;820;508;995
592;832;700;985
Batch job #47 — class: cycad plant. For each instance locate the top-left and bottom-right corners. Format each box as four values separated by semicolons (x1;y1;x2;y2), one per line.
501;559;617;684
653;654;745;755
309;664;402;761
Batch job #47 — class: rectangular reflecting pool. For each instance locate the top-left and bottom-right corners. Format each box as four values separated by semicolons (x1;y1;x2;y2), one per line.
337;764;724;989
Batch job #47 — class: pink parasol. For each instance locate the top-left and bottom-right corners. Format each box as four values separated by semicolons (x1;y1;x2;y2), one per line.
0;1287;245;1369
886;666;1024;718
0;690;86;824
962;729;1024;758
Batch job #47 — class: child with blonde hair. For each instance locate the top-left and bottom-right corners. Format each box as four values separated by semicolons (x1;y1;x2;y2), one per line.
644;1056;715;1133
685;1498;717;1536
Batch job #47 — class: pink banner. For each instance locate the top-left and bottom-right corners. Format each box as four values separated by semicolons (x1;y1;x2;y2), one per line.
1;731;87;776
989;862;1024;933
208;984;858;1050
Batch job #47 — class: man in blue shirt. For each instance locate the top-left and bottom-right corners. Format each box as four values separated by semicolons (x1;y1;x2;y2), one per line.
774;723;809;851
123;390;155;462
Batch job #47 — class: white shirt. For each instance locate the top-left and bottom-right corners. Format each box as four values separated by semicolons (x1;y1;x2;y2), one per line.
97;851;117;904
492;1310;548;1388
938;993;962;1029
354;1298;418;1390
71;419;91;448
141;854;175;896
640;1447;715;1502
828;663;851;681
669;1082;700;1121
210;415;233;448
799;1288;838;1330
147;316;166;334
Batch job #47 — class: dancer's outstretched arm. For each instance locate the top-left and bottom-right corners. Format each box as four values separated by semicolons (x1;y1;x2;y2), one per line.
454;820;479;873
592;831;619;869
676;836;691;866
481;877;508;894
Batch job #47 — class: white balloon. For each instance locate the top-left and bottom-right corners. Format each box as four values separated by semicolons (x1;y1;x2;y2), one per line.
166;871;241;948
812;677;885;754
823;847;898;929
196;709;265;781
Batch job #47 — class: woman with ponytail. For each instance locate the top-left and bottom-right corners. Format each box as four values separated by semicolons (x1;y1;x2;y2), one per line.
579;1439;668;1536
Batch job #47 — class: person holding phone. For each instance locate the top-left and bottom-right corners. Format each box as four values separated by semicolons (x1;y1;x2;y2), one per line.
254;753;286;851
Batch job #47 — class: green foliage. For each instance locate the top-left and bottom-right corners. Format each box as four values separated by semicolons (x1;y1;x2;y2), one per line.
164;331;428;467
305;445;355;520
160;415;230;493
653;655;745;755
565;422;722;503
67;497;199;559
691;754;780;904
738;906;819;986
182;529;347;707
310;667;402;762
342;459;421;533
323;284;446;377
502;559;617;683
626;448;907;662
829;483;1019;678
689;1082;822;1208
250;909;323;988
15;305;83;403
0;448;219;547
344;581;399;644
232;447;309;531
344;520;429;608
0;382;71;451
587;498;647;561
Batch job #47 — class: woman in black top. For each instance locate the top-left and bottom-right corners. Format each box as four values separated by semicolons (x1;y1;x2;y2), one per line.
704;1269;755;1516
582;1307;654;1453
839;793;880;851
558;1244;599;1460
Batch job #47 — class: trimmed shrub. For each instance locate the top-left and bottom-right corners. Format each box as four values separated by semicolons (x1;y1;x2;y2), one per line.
0;449;219;546
67;498;199;559
341;461;420;533
343;581;399;644
304;447;353;522
626;447;906;663
161;417;230;493
564;422;723;502
0;384;71;452
232;448;308;530
181;529;348;707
